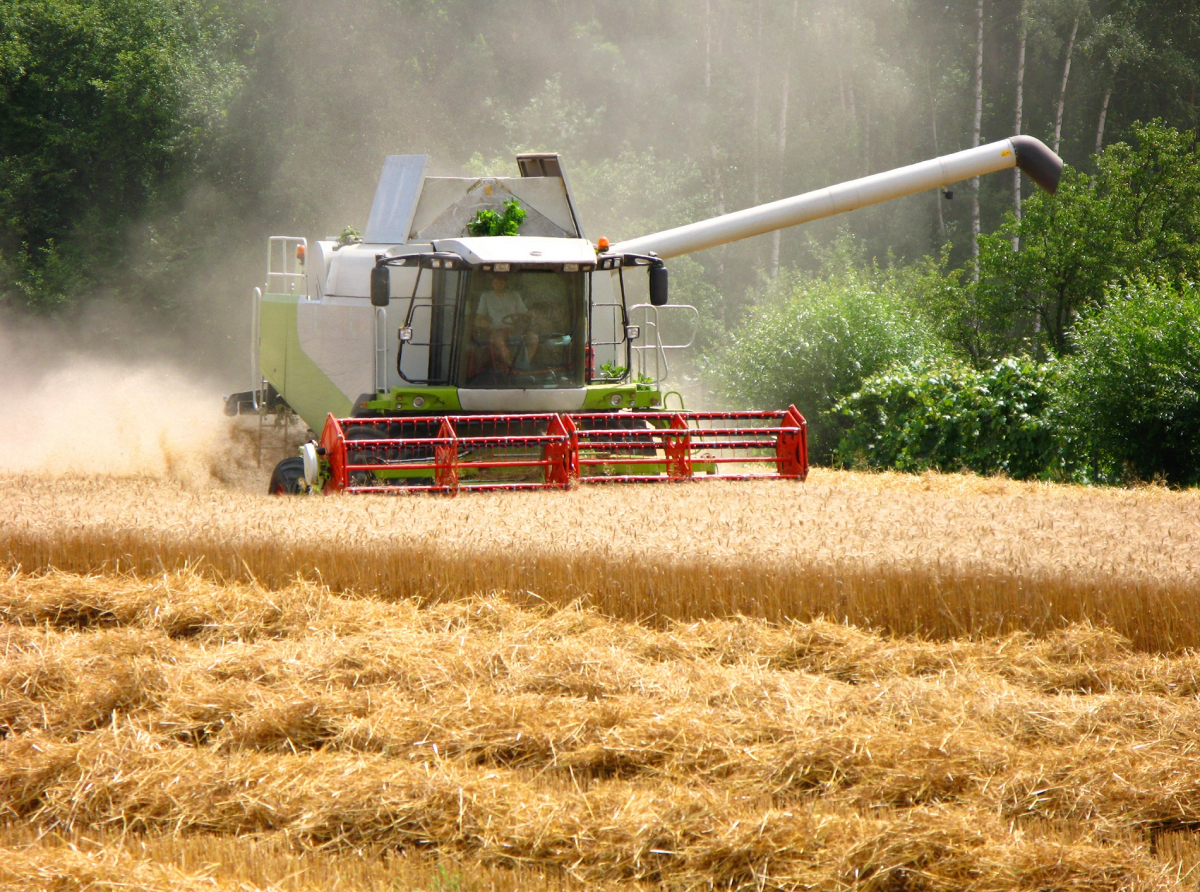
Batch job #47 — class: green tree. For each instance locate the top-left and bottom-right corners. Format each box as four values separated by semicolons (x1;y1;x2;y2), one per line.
0;0;244;310
969;121;1200;359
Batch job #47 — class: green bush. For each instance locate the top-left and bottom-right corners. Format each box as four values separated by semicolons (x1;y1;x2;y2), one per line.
705;265;950;462
833;357;1065;479
1055;279;1200;486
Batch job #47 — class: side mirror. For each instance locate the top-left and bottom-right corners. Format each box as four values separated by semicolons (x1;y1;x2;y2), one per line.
370;266;390;307
649;263;668;306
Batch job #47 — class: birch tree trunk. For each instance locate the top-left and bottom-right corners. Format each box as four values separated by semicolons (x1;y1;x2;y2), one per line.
1095;65;1114;155
704;0;712;92
1053;13;1080;155
770;0;800;278
1013;0;1026;249
971;0;984;278
705;0;727;328
929;75;945;241
751;0;763;207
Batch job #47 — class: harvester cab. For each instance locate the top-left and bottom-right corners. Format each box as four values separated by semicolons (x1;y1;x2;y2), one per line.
365;236;675;406
232;138;1063;494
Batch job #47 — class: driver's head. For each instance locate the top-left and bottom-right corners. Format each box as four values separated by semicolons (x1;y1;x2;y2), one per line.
490;275;508;292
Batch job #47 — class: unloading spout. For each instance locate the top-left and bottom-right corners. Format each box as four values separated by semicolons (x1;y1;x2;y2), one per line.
611;136;1063;260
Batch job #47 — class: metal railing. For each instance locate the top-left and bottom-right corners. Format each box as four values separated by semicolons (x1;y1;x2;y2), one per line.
266;236;308;296
629;303;699;385
250;287;263;410
374;306;388;393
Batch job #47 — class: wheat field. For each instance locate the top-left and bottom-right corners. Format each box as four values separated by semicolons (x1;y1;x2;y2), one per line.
5;570;1200;890
4;461;1200;890
3;468;1199;647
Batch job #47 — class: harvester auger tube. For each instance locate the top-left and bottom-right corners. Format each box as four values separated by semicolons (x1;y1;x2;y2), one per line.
1009;135;1064;195
611;135;1063;258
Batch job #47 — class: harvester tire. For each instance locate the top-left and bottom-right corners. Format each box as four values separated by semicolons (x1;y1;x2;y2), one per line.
268;457;308;495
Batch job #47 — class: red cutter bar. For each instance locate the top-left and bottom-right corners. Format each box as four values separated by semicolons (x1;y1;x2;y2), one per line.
319;407;807;494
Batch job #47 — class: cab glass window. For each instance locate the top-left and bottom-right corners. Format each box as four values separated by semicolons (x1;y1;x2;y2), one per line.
458;270;586;388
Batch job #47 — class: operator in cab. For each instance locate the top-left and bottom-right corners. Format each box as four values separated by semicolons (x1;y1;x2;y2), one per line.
472;273;539;371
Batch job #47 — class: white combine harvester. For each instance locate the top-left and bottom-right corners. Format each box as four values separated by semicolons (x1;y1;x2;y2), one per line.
226;137;1062;493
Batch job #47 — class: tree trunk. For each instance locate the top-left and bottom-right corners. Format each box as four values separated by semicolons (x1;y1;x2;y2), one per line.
1012;0;1026;249
770;0;800;278
704;0;712;92
751;0;763;206
1095;67;1114;156
847;78;857;134
862;100;871;171
929;75;945;241
1053;13;1080;155
711;145;728;329
971;0;984;278
706;0;726;328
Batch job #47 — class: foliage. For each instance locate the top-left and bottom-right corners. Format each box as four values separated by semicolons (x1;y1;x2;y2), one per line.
598;361;627;380
969;121;1200;359
838;276;1200;486
0;0;245;311
834;356;1067;480
467;199;526;237
705;261;952;462
1054;278;1200;486
337;225;362;246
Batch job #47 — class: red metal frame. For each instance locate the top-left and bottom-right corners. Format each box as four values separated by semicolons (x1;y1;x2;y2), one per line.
318;407;807;494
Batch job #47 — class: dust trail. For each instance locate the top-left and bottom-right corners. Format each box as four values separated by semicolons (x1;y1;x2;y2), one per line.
0;324;261;490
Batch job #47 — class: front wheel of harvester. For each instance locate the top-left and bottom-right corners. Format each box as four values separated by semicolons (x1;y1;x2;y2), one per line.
268;456;308;495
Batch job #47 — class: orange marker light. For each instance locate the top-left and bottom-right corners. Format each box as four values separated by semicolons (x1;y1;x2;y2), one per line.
597;237;610;251
295;244;306;261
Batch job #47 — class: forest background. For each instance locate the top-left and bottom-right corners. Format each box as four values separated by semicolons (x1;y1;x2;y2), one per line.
3;0;1200;483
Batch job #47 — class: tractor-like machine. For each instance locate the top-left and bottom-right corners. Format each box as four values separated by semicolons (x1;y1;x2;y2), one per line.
227;137;1062;494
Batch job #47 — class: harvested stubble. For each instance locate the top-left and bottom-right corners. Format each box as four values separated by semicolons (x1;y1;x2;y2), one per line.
0;826;597;892
4;571;1200;890
2;471;1200;648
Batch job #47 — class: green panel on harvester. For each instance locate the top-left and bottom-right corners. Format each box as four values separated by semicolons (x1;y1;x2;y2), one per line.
260;293;353;430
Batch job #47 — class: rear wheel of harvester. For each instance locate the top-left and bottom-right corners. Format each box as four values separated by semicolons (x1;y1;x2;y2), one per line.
268;456;307;495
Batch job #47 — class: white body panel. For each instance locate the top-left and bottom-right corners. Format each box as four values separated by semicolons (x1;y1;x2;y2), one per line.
324;238;594;300
612;139;1021;258
433;236;596;266
296;298;375;402
306;240;337;299
458;388;588;412
324;244;391;298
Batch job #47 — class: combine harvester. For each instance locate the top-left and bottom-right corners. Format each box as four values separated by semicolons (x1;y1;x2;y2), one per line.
229;137;1061;494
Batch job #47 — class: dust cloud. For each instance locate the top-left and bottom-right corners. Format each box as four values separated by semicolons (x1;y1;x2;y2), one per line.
0;322;264;491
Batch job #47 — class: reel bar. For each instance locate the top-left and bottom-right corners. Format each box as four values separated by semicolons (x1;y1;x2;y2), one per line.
319;406;807;493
